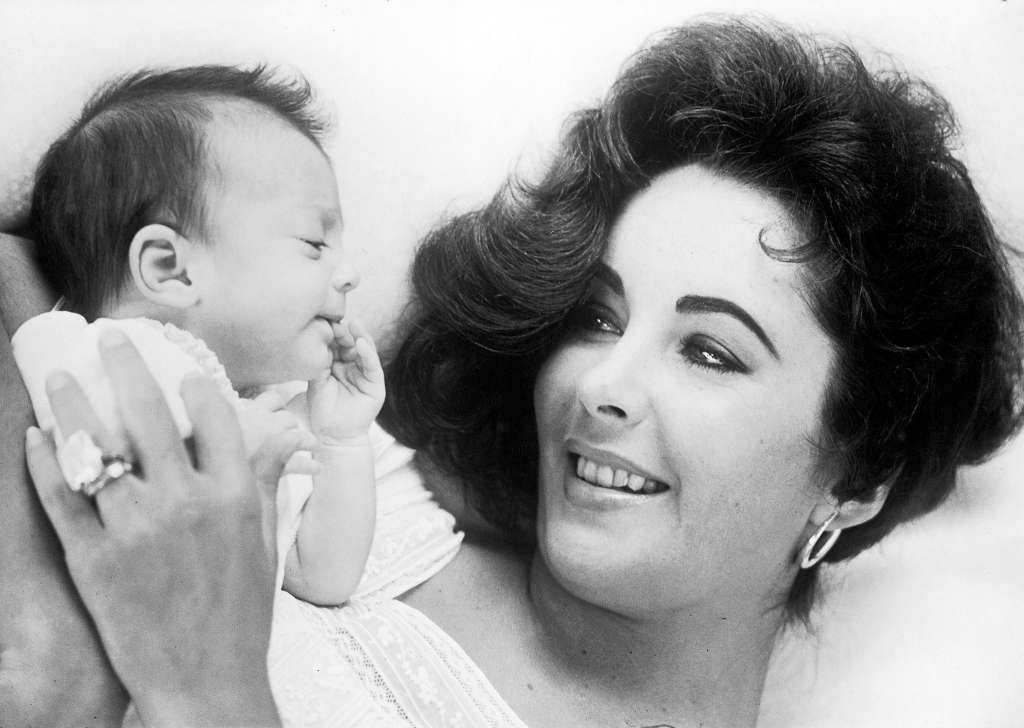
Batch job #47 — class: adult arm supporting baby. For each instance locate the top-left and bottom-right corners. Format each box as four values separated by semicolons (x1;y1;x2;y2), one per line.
0;234;56;329
0;233;130;726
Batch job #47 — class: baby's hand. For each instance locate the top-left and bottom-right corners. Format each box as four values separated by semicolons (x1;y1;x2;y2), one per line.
236;390;318;476
307;317;385;443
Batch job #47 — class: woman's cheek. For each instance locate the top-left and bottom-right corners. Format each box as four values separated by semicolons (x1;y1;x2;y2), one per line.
534;347;580;427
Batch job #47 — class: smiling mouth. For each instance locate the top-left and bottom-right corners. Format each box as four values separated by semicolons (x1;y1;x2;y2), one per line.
572;454;669;495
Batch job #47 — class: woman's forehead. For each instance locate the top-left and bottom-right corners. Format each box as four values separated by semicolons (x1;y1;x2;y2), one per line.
604;166;806;291
600;165;830;360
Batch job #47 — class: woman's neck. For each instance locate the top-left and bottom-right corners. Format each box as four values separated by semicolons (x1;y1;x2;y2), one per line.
526;554;785;728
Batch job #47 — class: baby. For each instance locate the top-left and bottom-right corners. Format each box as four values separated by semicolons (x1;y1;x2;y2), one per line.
14;65;383;606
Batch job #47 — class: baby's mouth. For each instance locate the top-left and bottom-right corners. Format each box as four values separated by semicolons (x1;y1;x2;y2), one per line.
572;454;669;495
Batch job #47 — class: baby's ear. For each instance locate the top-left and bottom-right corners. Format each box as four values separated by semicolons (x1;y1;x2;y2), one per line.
128;224;198;308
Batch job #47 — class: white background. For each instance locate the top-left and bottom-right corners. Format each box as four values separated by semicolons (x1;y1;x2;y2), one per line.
2;0;1022;332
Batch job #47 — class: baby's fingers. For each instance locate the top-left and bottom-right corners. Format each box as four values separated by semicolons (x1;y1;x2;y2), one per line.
353;337;384;384
267;410;301;432
283;450;320;477
347;317;371;342
251;389;286;413
331;319;356;350
252;428;317;495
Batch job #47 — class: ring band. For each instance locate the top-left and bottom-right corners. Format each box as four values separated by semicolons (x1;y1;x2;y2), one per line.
57;430;134;497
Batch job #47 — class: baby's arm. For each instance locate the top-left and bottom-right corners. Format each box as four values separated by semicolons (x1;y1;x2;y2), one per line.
283;437;377;605
283;320;384;606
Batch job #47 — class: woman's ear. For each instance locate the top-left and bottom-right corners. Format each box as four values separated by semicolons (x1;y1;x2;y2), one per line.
128;224;198;308
810;481;892;532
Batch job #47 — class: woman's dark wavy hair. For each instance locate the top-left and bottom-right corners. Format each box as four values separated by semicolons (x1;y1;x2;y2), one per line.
382;17;1024;619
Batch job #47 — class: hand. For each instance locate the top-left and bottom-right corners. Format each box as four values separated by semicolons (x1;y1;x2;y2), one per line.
235;389;299;455
236;389;319;477
307;317;385;443
25;328;282;728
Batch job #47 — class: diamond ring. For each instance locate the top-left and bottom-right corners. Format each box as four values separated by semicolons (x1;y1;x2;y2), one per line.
57;430;134;496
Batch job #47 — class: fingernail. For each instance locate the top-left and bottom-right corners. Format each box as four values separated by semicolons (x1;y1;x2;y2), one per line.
45;369;74;391
25;426;43;447
98;327;129;348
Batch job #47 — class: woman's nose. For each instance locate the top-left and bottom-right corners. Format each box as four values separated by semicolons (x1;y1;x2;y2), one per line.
331;257;360;293
576;348;647;426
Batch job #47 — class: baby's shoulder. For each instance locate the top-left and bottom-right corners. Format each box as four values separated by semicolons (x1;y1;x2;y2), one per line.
12;312;235;438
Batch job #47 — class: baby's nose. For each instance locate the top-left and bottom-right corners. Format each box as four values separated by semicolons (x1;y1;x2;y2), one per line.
332;260;360;293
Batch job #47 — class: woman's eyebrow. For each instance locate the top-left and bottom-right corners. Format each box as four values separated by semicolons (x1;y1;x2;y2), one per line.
676;295;780;360
594;263;623;295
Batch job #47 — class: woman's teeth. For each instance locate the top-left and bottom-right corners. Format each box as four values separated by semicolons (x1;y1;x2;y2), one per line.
575;455;666;494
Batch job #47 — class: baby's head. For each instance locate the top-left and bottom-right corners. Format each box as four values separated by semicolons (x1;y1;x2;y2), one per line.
31;65;357;387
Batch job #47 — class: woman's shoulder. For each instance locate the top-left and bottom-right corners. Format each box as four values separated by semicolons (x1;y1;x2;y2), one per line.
401;536;532;636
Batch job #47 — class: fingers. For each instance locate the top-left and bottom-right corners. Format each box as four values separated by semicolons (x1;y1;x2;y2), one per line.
236;399;301;433
252;428;317;499
96;328;189;478
25;426;101;548
267;410;301;432
44;368;139;519
305;368;332;403
181;373;247;480
329;337;384;395
45;370;128;458
283;450;321;477
329;317;384;385
331;319;356;350
251;389;286;413
346;317;371;342
353;337;384;384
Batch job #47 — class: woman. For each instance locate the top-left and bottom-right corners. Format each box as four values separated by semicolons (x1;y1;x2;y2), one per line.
15;16;1024;727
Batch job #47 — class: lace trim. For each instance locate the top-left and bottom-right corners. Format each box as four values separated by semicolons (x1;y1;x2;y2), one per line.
142;318;237;402
270;594;410;728
271;598;527;728
355;502;463;602
272;596;417;727
384;601;528;728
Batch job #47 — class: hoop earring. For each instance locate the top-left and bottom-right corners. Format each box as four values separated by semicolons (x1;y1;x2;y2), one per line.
799;510;841;569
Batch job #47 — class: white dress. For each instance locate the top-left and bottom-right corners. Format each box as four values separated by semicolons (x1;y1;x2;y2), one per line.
269;437;526;727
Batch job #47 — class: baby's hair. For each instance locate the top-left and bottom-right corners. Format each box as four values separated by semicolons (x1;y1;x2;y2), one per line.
29;64;328;319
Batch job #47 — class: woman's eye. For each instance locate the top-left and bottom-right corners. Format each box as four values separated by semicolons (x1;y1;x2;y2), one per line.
568;303;622;336
681;337;747;375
